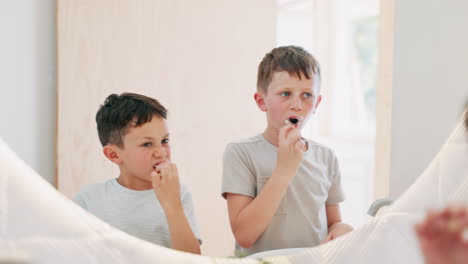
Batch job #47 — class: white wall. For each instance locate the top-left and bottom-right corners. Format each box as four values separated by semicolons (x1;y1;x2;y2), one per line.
377;0;468;199
0;1;56;185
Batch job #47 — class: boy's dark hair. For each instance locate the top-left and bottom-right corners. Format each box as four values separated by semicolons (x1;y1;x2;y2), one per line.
257;45;321;93
96;93;167;147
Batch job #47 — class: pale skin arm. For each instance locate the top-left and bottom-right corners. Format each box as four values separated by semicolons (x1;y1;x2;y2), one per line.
152;163;201;255
226;172;291;248
321;204;353;244
226;125;306;248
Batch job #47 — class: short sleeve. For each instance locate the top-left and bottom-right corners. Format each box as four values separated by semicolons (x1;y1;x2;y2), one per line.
180;185;202;245
73;191;88;210
325;152;346;204
221;143;256;199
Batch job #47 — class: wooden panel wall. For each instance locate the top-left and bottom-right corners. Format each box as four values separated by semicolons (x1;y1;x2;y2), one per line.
57;0;275;256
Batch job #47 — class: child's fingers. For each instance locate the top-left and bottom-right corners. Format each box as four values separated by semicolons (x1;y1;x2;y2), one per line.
426;209;438;222
155;162;179;186
462;210;468;226
294;140;305;153
279;124;295;144
167;164;181;189
160;166;171;184
462;228;468;244
285;127;301;146
321;234;333;244
151;171;160;188
278;124;288;142
294;139;306;153
288;131;303;153
414;222;423;236
166;164;175;182
415;220;436;238
445;207;468;234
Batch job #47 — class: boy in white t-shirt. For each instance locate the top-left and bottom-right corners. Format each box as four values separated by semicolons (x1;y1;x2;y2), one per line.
222;46;353;256
74;93;201;254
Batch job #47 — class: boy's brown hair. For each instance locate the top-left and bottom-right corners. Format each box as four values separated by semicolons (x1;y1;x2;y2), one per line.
257;45;321;93
95;93;167;147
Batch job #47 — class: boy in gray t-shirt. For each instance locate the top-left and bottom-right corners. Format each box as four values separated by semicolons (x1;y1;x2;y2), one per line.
74;93;201;254
222;46;353;256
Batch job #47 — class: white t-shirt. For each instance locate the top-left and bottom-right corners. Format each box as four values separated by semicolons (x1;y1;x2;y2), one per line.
222;134;345;255
74;179;201;247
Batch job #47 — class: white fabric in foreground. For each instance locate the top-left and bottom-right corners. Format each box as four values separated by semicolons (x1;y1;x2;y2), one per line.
0;139;276;264
0;112;467;264
260;112;468;263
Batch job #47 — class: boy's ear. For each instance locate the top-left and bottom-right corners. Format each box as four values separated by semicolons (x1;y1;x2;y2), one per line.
254;92;267;112
103;145;123;165
313;95;323;114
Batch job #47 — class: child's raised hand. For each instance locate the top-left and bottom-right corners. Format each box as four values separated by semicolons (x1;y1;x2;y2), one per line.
415;206;468;264
151;162;182;210
276;124;306;178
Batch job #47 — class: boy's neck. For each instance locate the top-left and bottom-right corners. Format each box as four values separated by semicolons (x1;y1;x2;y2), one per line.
262;127;280;147
116;173;153;191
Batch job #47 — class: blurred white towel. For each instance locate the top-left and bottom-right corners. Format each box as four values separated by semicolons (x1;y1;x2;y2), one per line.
1;113;467;264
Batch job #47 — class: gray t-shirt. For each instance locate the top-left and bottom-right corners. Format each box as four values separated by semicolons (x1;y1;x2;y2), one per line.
221;134;345;255
74;179;201;247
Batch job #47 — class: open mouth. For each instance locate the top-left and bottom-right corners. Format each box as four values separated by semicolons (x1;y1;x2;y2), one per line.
285;116;302;127
289;118;299;124
152;162;163;170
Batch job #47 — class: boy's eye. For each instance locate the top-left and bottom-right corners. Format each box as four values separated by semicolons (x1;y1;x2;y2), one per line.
141;142;152;147
161;138;169;144
280;91;291;96
303;93;313;98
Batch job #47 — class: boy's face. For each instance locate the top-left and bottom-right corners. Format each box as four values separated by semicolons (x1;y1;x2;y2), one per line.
255;71;322;132
112;116;171;182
